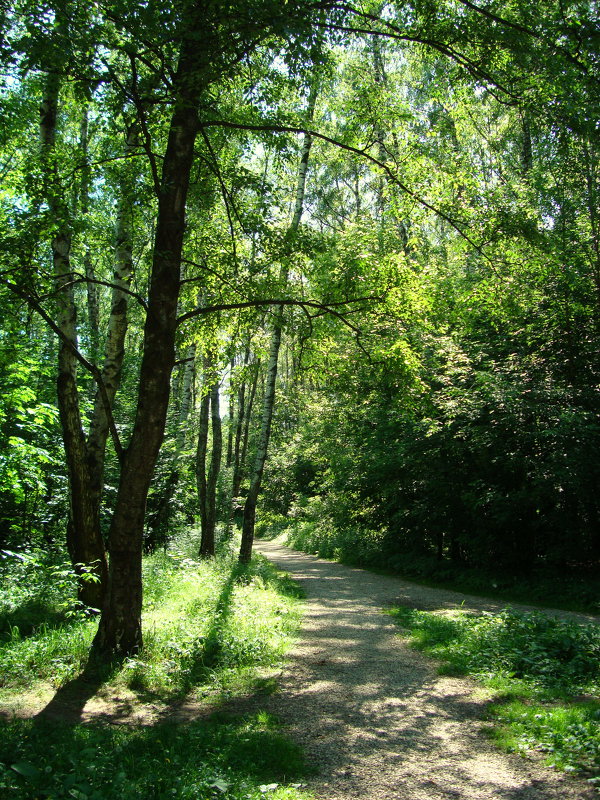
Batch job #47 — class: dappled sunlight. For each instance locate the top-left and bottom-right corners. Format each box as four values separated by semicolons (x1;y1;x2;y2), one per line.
252;539;596;800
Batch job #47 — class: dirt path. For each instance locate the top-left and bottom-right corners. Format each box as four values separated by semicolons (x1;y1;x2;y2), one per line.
3;540;597;798
250;538;597;800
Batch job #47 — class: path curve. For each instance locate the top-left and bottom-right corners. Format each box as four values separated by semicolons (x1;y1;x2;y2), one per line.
252;538;597;800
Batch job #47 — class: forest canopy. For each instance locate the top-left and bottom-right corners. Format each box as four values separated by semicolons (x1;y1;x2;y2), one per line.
0;0;599;655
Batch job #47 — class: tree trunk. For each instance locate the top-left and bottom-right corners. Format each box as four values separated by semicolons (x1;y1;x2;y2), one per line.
93;33;205;655
196;373;211;552
147;340;197;543
238;361;259;495
239;80;317;562
231;345;252;497
40;70;108;610
84;122;138;594
79;107;100;359
226;357;234;467
232;379;247;498
239;328;282;563
225;349;257;539
200;379;222;557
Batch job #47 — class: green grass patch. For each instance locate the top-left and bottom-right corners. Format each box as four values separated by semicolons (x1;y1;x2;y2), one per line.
389;606;600;778
0;549;98;688
128;549;302;699
0;546;302;700
0;712;314;800
0;540;311;800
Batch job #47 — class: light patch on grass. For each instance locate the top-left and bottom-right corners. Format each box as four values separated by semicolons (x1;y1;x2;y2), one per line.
0;542;311;800
116;551;302;699
0;545;303;704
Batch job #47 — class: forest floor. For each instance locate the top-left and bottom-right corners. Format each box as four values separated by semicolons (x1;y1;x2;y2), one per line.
3;538;599;799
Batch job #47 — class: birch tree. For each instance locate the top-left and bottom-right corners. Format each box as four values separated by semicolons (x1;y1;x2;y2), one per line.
239;75;320;562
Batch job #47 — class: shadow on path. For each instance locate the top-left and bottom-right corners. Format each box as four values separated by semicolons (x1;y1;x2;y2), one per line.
1;541;596;800
248;539;596;800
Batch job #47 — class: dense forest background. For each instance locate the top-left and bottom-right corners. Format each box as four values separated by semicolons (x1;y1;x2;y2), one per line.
1;0;599;655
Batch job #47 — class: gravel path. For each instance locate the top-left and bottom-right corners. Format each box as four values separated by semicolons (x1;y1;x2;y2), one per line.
252;538;597;800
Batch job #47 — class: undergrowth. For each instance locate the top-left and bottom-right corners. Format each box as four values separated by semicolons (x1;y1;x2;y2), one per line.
0;538;311;800
390;606;600;781
274;508;600;614
0;711;313;800
0;543;301;699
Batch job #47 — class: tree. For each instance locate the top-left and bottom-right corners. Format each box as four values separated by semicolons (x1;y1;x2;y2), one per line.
2;0;599;657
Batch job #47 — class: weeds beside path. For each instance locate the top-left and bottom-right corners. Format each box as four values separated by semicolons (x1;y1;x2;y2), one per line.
252;538;598;800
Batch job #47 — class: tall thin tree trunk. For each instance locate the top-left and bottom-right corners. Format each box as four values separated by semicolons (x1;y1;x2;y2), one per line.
239;79;318;562
239;329;282;563
237;358;259;495
148;340;197;542
40;70;107;609
225;350;257;539
84;121;138;595
231;347;250;498
226;357;234;467
200;379;222;556
196;374;211;550
79;107;100;358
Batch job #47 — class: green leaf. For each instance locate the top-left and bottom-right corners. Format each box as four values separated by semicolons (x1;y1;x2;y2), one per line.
11;761;41;779
209;778;230;792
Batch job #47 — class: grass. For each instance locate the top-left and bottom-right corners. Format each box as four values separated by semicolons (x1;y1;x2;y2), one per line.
0;542;302;699
389;606;600;780
0;712;313;799
0;538;313;800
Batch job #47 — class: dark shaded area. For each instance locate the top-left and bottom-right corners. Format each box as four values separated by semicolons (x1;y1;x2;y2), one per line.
34;656;121;723
0;710;308;799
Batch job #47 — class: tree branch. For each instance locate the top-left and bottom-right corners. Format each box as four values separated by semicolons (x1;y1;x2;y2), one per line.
0;278;125;461
52;273;148;311
177;295;382;325
198;129;240;269
198;119;487;253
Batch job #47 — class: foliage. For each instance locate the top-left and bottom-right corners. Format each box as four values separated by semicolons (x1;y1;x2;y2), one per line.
1;0;600;653
0;713;313;800
390;606;600;775
0;538;309;798
0;349;64;548
0;549;97;634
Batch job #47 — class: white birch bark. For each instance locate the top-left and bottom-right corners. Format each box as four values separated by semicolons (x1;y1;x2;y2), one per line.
79;107;100;355
87;123;138;507
40;71;106;608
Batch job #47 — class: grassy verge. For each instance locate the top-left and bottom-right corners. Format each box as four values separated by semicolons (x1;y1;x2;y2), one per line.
0;540;312;800
0;542;302;699
389;606;600;783
274;512;600;614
